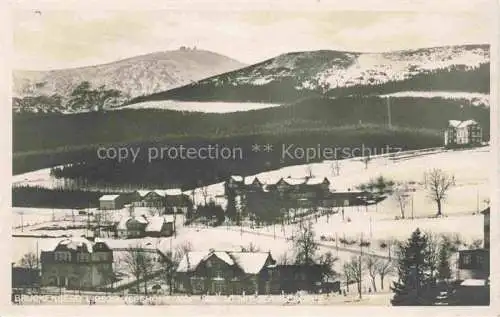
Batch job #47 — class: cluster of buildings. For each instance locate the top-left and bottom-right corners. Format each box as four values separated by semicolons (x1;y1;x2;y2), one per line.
13;239;339;296
225;175;371;209
175;249;338;295
98;189;189;212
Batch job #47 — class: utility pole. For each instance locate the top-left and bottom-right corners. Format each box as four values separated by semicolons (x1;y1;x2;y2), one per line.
335;232;339;256
359;232;363;299
369;216;372;239
387;97;392;129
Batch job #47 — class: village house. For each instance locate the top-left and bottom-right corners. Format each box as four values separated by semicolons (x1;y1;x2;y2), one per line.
276;264;340;294
116;214;175;239
12;265;40;290
444;119;483;148
99;194;126;210
175;250;277;295
116;215;149;239
457;207;490;280
132;189;189;213
145;215;175;237
40;238;114;290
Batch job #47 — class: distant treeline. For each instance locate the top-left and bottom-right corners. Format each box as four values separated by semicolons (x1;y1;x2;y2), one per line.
130;63;490;104
14;95;489;154
13;95;489;188
23;128;441;190
12;186;116;208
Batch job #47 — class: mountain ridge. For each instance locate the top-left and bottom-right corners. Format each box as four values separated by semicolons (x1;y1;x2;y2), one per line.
130;44;489;105
13;48;247;101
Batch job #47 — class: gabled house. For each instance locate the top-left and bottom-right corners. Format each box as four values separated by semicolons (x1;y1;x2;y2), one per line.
116;215;148;239
457;207;490;281
145;215;175;237
444;119;482;148
40;238;114;290
132;189;189;213
275;264;339;294
175;250;277;295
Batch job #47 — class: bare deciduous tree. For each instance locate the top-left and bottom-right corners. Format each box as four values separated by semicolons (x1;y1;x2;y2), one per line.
293;221;318;265
364;256;380;292
277;252;293;265
425;232;440;284
122;246;155;295
424;169;455;216
164;241;193;295
19;252;38;270
343;256;364;299
375;259;395;290
392;182;411;219
240;242;261;252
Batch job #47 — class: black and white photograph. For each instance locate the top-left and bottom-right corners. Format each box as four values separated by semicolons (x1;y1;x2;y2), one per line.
6;0;497;309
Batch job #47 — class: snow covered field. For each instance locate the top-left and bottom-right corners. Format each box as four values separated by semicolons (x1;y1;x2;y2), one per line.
116;101;281;113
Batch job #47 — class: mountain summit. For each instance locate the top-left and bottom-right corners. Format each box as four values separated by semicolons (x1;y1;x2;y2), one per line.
13;48;246;100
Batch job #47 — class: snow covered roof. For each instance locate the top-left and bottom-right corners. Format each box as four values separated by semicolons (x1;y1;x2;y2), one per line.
230;252;271;274
57;238;93;253
282;178;306;186
460;279;487;287
136;190;150;198
176;250;271;274
306;177;329;185
460;119;478;127
145;216;165;232
177;252;208;272
165;189;183;196
448;119;479;128
116;215;148;230
99;195;120;201
230;175;244;182
163;214;175;222
136;189;183;197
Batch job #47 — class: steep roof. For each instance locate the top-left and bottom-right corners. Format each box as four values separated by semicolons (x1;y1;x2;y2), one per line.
448;119;479;128
230;175;244;182
176;250;272;274
99;195;120;201
177;252;208;272
116;215;148;230
145;216;165;232
229;252;271;274
56;238;94;253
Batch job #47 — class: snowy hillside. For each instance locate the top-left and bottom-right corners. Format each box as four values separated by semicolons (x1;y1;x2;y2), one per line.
13;49;246;101
134;44;489;105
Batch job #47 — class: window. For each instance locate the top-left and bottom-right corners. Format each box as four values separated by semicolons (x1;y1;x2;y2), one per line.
214;270;223;279
55;251;70;262
463;255;472;265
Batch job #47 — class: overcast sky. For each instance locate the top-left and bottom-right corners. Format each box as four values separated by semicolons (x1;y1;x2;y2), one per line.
12;0;494;70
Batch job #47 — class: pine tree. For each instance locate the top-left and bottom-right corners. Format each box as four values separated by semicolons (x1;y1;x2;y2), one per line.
391;228;433;306
436;243;452;281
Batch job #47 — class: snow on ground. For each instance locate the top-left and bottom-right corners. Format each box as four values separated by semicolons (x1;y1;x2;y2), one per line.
188;147;490;212
12;207;94;229
381;91;489;106
12;166;73;189
116;101;281;113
